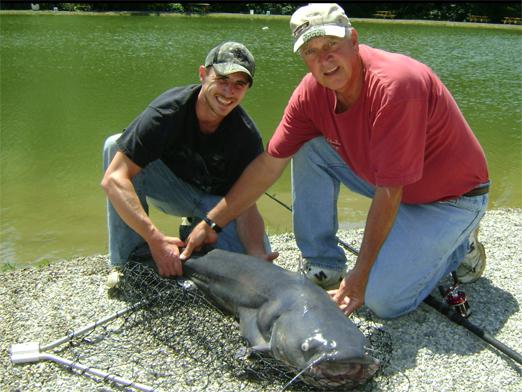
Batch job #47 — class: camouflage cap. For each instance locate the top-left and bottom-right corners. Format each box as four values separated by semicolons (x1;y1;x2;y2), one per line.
290;3;352;53
204;42;255;86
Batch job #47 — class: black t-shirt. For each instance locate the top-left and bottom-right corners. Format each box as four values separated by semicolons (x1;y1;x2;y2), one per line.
117;85;263;196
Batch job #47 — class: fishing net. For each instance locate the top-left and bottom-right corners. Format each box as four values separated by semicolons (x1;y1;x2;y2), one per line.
31;259;393;391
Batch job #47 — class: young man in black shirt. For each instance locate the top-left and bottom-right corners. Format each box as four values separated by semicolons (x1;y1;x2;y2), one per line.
102;42;276;278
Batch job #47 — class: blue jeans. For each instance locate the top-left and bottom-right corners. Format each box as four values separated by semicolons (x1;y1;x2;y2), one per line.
103;134;269;267
292;137;488;318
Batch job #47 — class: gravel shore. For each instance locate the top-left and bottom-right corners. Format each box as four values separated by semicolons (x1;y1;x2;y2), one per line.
1;208;521;391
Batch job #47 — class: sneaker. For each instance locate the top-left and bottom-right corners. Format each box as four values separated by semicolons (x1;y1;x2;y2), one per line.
300;258;346;290
106;267;123;298
106;267;122;289
455;227;486;283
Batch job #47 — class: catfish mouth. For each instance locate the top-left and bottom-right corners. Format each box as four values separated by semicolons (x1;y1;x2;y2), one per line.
301;356;380;389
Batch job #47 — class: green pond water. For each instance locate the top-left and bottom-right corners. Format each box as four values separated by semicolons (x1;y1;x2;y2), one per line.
1;14;521;266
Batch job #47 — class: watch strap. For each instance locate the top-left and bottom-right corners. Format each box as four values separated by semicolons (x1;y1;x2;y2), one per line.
202;216;222;233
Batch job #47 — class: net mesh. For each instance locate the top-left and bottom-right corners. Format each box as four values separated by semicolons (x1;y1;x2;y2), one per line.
56;261;392;391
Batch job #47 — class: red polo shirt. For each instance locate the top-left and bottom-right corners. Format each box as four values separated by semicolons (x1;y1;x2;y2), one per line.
267;45;488;204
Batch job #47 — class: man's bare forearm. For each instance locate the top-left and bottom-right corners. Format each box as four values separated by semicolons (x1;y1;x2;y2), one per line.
236;204;267;256
355;186;403;277
102;175;160;242
180;152;290;260
101;152;161;243
331;185;403;315
102;151;185;276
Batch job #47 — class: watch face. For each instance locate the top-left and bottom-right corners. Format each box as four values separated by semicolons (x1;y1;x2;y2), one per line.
210;221;222;233
204;216;222;233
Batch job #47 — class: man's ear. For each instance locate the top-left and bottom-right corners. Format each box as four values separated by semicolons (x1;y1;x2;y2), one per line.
198;65;207;83
351;28;359;51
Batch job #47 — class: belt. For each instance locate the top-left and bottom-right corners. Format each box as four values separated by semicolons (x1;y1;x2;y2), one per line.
463;185;489;197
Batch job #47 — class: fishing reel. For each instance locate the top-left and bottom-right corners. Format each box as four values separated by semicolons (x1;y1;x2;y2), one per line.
438;272;471;318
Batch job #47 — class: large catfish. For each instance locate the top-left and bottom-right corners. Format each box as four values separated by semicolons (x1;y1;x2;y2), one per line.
183;249;379;389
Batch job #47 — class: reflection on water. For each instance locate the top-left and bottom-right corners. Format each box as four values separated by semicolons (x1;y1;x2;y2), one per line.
1;14;521;265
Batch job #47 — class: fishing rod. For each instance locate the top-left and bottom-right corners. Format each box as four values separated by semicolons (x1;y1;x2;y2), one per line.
264;192;522;366
264;192;360;256
424;295;522;365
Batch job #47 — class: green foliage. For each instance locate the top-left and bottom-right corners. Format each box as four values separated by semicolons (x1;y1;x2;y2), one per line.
425;4;470;22
0;263;17;272
243;3;299;16
59;3;93;12
0;2;520;23
0;258;54;272
168;3;184;14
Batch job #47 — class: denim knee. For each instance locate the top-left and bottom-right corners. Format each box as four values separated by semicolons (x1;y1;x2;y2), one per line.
364;290;415;319
293;137;329;167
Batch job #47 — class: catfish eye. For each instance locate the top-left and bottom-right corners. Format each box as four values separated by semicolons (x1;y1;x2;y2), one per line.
301;342;310;352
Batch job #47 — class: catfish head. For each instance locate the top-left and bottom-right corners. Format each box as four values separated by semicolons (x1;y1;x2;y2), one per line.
269;295;379;389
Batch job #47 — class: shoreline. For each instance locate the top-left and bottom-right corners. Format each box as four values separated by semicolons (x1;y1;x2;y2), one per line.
1;10;521;31
1;208;521;391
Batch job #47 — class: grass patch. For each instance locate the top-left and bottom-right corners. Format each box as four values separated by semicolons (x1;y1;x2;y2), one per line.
0;258;55;272
0;263;17;272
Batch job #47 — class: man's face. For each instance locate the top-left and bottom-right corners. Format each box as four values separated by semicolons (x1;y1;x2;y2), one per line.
299;32;359;92
199;66;250;119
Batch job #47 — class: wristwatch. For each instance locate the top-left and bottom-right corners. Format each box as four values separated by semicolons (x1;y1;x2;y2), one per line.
202;216;222;233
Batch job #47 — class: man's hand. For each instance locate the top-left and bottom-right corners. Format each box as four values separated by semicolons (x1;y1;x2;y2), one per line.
329;185;402;315
264;252;279;262
147;234;185;276
179;221;218;261
102;152;186;276
328;268;368;315
252;251;279;262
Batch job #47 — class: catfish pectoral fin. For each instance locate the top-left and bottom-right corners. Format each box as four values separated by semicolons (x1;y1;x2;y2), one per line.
238;307;268;347
251;343;272;353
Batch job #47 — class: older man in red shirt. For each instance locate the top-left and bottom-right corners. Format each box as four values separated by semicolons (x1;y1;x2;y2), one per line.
182;4;489;319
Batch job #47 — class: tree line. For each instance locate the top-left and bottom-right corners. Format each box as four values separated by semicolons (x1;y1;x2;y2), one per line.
1;2;521;24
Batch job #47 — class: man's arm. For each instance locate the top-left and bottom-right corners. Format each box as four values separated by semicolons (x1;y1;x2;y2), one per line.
180;152;290;259
101;151;183;276
331;185;403;315
236;203;279;261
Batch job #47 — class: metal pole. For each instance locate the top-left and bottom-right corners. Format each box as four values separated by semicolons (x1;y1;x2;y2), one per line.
41;353;155;392
10;300;154;391
41;300;147;351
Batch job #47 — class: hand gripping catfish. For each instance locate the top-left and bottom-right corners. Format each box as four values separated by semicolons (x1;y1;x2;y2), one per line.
184;249;379;389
